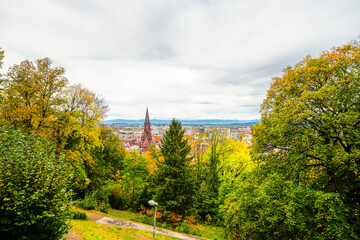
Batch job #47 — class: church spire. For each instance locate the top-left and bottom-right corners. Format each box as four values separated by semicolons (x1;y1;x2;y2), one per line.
140;107;152;151
145;107;150;125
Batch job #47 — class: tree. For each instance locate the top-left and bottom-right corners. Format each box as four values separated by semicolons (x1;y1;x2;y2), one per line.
88;125;126;190
1;58;68;133
121;151;149;209
196;138;253;223
0;58;109;192
0;127;70;240
218;139;253;207
252;42;360;203
224;41;360;238
153;119;195;216
223;173;355;240
206;129;230;199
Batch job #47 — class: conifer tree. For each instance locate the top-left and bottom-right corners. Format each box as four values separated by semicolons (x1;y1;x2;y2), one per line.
153;119;195;216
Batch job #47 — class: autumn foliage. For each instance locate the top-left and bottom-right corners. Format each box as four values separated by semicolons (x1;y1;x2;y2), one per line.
224;41;360;239
0;57;112;192
0;53;125;238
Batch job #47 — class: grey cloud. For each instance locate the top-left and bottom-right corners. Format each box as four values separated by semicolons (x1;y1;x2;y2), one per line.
213;57;298;87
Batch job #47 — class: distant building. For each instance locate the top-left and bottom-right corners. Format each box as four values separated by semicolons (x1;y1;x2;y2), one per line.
139;107;153;151
231;132;240;141
243;135;252;145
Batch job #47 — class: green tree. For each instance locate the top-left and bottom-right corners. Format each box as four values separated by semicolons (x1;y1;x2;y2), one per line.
252;42;360;208
121;151;149;208
224;41;360;238
0;127;70;240
196;138;253;223
205;129;230;199
223;173;355;240
154;119;195;216
88;125;126;190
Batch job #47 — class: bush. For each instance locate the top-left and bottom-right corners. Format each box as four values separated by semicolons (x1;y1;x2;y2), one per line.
0;127;70;240
99;202;110;214
70;210;88;220
74;192;98;210
109;190;127;210
74;190;111;213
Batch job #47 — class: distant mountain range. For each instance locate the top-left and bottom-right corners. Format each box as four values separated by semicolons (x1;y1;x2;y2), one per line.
105;118;260;125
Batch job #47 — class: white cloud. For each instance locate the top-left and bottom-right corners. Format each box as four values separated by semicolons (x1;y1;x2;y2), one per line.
0;0;359;120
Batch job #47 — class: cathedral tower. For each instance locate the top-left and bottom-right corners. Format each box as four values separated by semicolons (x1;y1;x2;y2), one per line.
139;107;152;150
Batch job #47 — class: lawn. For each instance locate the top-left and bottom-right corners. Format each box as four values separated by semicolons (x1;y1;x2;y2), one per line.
71;219;179;240
107;209;226;240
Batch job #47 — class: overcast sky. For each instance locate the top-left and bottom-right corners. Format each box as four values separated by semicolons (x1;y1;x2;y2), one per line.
0;0;359;120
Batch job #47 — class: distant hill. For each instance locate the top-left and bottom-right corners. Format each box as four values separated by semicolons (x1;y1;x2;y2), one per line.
105;118;260;126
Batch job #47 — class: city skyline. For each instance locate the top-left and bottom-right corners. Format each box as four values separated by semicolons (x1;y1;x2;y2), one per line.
1;0;359;120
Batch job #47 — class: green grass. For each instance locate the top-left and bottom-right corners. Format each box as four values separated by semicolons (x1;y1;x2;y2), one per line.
108;209;141;222
199;224;226;240
107;209;226;240
71;219;178;240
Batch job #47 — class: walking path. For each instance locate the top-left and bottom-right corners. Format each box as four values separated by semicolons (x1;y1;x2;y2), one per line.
66;210;209;240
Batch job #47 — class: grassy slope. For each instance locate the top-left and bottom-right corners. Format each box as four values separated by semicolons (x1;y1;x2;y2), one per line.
107;209;226;240
71;219;178;240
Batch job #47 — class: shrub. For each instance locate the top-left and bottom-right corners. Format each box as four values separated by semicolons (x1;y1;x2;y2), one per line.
0;127;70;240
92;183;128;210
99;202;110;214
75;192;97;210
74;190;111;213
109;189;127;210
70;210;88;220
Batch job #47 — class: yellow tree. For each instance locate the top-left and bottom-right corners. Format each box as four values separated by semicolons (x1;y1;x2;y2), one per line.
1;58;108;191
1;58;67;134
53;84;108;190
219;139;253;183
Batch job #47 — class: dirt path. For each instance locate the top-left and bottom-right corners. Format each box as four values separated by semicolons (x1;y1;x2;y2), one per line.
87;211;209;240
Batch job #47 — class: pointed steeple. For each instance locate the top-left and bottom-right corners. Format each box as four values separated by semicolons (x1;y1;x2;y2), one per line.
145;107;150;125
140;107;152;151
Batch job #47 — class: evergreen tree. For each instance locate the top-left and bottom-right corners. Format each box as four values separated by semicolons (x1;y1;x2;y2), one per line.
153;119;195;216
